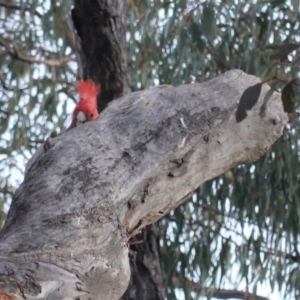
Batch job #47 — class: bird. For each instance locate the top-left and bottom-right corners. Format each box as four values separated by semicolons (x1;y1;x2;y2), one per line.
68;80;101;130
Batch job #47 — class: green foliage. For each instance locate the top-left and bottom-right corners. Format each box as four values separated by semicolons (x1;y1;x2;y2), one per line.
0;0;77;210
1;0;300;299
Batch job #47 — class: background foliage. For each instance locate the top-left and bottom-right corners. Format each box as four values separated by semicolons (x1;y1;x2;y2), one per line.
0;0;75;225
1;0;300;299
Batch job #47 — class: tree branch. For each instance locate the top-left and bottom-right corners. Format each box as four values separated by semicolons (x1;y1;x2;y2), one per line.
0;186;15;197
0;0;42;18
172;273;270;300
0;39;74;66
0;70;287;299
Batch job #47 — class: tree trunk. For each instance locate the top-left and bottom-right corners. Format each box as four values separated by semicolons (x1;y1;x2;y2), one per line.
72;0;131;111
121;224;165;300
0;70;287;299
71;1;165;299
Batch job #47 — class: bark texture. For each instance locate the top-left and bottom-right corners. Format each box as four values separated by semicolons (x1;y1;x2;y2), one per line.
0;70;287;299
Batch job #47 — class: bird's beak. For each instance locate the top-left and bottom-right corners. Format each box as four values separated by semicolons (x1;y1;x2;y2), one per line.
66;111;86;132
76;111;87;126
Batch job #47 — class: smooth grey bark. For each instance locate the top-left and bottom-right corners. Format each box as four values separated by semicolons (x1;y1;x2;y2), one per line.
0;70;287;299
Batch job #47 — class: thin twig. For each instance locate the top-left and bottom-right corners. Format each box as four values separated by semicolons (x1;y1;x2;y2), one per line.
172;273;270;300
0;186;14;197
0;39;75;67
0;0;42;18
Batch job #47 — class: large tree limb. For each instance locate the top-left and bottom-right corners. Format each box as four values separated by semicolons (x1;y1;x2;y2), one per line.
0;70;287;299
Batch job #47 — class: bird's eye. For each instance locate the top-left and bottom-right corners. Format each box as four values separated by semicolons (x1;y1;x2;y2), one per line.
90;113;94;117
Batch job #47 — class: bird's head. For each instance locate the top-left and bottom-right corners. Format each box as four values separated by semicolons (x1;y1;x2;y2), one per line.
68;80;100;130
